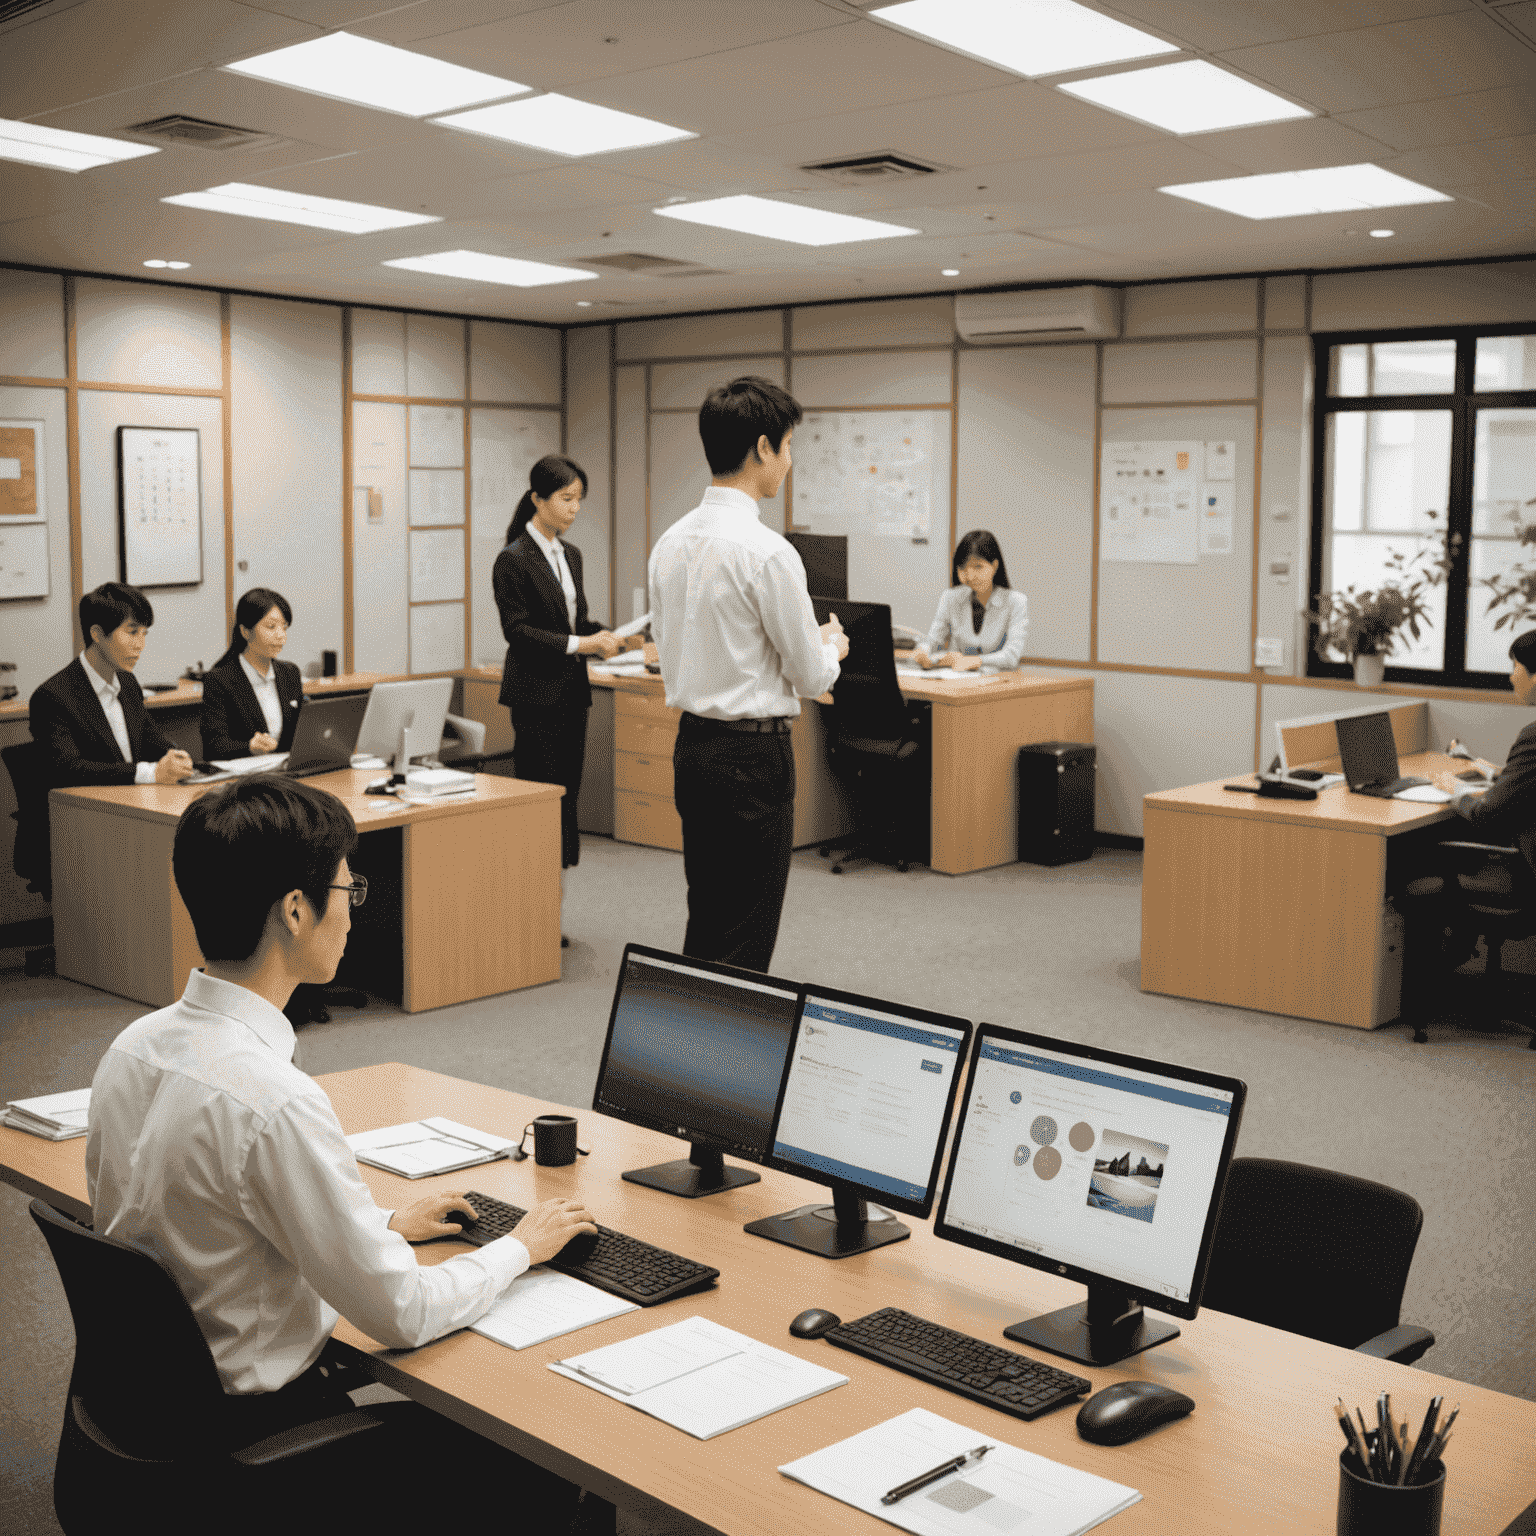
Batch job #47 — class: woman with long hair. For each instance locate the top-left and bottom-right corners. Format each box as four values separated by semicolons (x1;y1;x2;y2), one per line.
199;587;304;758
911;529;1029;673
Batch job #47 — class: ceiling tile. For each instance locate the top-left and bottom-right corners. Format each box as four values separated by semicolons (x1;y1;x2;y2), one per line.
1096;0;1464;52
1176;117;1396;174
1497;2;1536;42
1385;132;1536;186
1335;83;1536;151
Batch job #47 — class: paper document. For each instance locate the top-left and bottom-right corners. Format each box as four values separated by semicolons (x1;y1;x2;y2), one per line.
551;1315;847;1439
472;1268;637;1350
4;1087;91;1140
1395;784;1452;803
210;752;287;775
346;1116;518;1178
899;666;1006;682
614;612;651;639
781;1407;1140;1536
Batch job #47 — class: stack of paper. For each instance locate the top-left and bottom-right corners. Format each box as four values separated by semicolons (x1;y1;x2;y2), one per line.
781;1408;1140;1536
346;1116;518;1178
592;652;648;674
4;1088;91;1141
472;1269;638;1350
551;1315;847;1439
403;767;476;797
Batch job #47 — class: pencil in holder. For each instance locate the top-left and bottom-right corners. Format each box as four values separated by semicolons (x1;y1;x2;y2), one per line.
1338;1436;1445;1536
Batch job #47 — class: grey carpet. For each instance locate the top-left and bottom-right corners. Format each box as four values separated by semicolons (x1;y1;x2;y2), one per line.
3;836;1533;1534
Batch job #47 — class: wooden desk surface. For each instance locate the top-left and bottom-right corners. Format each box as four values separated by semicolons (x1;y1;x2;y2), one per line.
10;1063;1528;1536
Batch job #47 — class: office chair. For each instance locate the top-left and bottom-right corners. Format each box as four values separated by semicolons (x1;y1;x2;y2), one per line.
1398;841;1536;1048
1200;1158;1436;1365
3;740;56;975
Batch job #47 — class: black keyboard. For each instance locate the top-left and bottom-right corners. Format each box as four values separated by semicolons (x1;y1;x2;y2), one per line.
455;1191;719;1306
825;1307;1092;1420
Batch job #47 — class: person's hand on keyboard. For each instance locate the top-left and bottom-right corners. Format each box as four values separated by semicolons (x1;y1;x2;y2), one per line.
389;1191;482;1243
511;1198;600;1265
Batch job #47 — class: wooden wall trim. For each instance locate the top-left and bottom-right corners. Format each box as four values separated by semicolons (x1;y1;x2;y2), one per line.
1089;342;1103;665
220;292;235;635
341;307;354;675
64;275;82;649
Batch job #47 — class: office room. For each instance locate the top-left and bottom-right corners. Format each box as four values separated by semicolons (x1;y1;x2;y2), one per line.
1;1;1534;1532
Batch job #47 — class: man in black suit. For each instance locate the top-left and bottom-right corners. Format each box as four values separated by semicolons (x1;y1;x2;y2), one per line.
31;583;193;788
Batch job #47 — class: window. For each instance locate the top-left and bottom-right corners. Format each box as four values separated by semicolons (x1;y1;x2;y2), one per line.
1310;327;1536;688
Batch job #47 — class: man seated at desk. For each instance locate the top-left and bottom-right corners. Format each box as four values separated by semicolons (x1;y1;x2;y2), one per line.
86;775;603;1526
29;581;193;786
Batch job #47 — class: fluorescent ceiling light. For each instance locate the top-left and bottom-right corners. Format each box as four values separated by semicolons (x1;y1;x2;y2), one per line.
224;31;528;117
654;195;918;246
383;250;599;287
871;0;1177;77
143;259;190;269
1058;60;1310;134
0;117;159;172
435;94;694;156
1160;163;1453;220
162;183;441;234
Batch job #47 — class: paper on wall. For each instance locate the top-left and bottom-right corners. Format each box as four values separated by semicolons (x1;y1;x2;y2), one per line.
1198;483;1234;554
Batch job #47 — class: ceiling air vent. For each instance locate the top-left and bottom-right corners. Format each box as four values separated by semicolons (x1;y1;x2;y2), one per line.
126;115;284;151
800;151;948;186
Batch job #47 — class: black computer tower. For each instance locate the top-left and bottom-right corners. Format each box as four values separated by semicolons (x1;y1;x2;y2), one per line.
1017;741;1095;866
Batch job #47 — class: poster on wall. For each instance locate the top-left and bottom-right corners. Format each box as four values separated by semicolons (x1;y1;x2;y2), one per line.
0;420;50;599
1100;440;1199;565
0;524;49;600
117;426;202;587
793;411;938;542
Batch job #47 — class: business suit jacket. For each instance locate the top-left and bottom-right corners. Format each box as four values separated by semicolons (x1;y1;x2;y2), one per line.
200;657;305;758
493;534;602;712
29;659;175;788
1458;716;1536;875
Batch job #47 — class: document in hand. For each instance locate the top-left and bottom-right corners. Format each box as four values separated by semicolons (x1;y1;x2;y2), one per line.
780;1407;1140;1536
550;1315;848;1440
346;1116;519;1178
471;1269;637;1350
3;1087;91;1140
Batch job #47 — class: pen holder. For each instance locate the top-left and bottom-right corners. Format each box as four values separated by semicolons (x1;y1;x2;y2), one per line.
1338;1438;1445;1536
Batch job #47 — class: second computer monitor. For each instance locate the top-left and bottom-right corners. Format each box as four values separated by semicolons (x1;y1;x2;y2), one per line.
354;677;453;766
746;986;971;1258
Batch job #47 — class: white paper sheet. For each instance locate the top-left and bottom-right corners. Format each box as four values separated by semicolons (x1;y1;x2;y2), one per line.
346;1116;516;1178
471;1268;637;1350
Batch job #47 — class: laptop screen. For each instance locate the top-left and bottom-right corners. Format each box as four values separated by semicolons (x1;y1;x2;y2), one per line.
1334;711;1400;788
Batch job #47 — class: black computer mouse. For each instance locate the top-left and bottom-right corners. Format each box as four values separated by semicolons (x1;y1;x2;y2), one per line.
555;1228;601;1264
1076;1381;1195;1445
789;1307;842;1340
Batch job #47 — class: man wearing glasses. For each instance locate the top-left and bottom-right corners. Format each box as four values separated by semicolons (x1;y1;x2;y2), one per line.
86;775;602;1526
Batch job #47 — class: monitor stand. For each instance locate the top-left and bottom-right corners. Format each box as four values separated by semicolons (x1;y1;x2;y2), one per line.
621;1142;760;1200
1004;1283;1180;1367
744;1180;910;1258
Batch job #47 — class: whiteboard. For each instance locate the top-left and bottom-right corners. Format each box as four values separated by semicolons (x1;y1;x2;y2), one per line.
0;523;49;600
117;426;202;587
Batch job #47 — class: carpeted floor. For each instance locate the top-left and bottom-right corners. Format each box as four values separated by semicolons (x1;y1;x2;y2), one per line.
2;835;1533;1533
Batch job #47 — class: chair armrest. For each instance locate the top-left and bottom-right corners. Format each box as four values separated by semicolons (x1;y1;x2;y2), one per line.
1440;841;1520;856
1354;1324;1435;1365
231;1407;388;1466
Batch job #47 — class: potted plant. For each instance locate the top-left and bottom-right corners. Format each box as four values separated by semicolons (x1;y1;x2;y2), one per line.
1480;500;1536;638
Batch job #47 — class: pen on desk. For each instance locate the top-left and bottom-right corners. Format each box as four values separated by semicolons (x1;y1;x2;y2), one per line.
880;1444;993;1506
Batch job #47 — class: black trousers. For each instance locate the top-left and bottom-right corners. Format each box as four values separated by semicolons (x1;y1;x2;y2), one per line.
673;717;795;973
512;703;589;868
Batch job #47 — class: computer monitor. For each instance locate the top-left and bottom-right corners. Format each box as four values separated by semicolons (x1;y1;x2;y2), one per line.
787;531;848;600
354;677;453;766
934;1024;1245;1366
746;985;971;1258
592;944;802;1198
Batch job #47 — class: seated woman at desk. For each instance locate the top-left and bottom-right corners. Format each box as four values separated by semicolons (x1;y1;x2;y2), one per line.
912;530;1029;673
200;587;304;760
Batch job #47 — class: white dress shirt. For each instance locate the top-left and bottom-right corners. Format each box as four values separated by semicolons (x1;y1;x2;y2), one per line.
239;651;284;738
78;653;157;785
526;522;581;656
915;586;1029;671
649;486;840;720
86;969;530;1395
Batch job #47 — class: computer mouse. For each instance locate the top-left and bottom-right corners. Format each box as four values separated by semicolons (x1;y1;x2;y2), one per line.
1076;1381;1194;1445
789;1307;842;1340
555;1228;601;1265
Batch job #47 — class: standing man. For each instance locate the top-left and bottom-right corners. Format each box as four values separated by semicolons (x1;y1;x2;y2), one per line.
649;377;848;971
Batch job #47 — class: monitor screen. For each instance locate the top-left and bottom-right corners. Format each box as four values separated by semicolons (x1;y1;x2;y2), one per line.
1334;711;1399;788
811;597;893;689
593;946;801;1162
787;531;848;600
770;987;969;1216
355;677;453;763
935;1026;1244;1323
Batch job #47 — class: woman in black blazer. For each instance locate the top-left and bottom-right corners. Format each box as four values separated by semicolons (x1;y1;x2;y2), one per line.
200;587;304;759
493;456;620;894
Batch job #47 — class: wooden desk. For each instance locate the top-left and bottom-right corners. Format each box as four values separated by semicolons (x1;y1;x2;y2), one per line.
1141;751;1461;1029
5;1061;1533;1536
49;771;561;1013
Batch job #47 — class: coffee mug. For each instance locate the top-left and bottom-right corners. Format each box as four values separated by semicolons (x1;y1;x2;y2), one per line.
528;1114;578;1167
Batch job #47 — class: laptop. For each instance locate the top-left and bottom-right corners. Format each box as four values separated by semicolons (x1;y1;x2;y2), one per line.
1334;711;1432;799
189;694;368;783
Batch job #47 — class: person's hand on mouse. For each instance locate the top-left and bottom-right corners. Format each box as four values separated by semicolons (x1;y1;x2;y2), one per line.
389;1191;480;1242
510;1197;599;1265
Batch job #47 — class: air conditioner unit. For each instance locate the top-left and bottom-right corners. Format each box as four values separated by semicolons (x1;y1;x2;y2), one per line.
955;286;1121;345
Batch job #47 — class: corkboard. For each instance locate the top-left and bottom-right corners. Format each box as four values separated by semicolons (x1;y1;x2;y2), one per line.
0;426;38;520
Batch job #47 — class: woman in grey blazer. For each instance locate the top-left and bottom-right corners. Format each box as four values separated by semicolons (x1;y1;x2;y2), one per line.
913;529;1029;672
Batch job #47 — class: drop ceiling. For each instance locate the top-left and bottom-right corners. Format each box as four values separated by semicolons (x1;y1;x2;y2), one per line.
1;0;1534;323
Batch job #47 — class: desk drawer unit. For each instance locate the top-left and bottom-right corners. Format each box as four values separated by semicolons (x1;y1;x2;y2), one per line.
616;749;674;797
615;791;683;851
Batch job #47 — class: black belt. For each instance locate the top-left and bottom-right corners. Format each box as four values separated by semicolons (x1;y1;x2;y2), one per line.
680;713;791;735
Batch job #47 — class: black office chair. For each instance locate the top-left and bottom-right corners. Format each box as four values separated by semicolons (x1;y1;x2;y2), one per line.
3;740;56;975
1200;1158;1436;1365
1398;841;1536;1047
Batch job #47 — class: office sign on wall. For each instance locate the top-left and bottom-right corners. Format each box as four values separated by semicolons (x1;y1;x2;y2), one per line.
116;426;202;588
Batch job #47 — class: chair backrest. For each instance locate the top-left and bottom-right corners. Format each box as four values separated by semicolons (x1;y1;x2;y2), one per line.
812;597;907;744
29;1199;233;1459
1436;840;1536;919
2;739;51;897
1199;1158;1424;1350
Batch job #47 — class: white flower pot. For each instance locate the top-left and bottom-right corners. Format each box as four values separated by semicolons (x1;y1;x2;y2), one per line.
1353;654;1386;688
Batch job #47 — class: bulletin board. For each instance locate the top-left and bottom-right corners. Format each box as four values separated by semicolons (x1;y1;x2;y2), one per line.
117;426;203;588
0;419;48;600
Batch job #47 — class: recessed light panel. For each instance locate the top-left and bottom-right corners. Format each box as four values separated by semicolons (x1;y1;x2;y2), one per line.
224;32;528;118
1160;164;1453;220
383;250;599;287
435;94;694;156
162;183;441;234
0;118;159;172
871;0;1177;77
654;195;918;246
1059;60;1311;134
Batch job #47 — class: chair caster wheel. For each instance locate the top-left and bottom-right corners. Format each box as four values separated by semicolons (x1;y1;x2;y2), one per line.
896;860;909;873
1412;1029;1428;1043
818;846;832;859
831;864;844;875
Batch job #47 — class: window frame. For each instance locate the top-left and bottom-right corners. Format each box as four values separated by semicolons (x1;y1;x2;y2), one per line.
1308;320;1536;690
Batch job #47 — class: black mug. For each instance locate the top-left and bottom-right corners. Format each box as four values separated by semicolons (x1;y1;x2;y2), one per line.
528;1114;578;1167
322;649;338;678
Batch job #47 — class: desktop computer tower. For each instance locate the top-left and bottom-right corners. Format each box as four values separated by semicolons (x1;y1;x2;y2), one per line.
1017;742;1095;866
